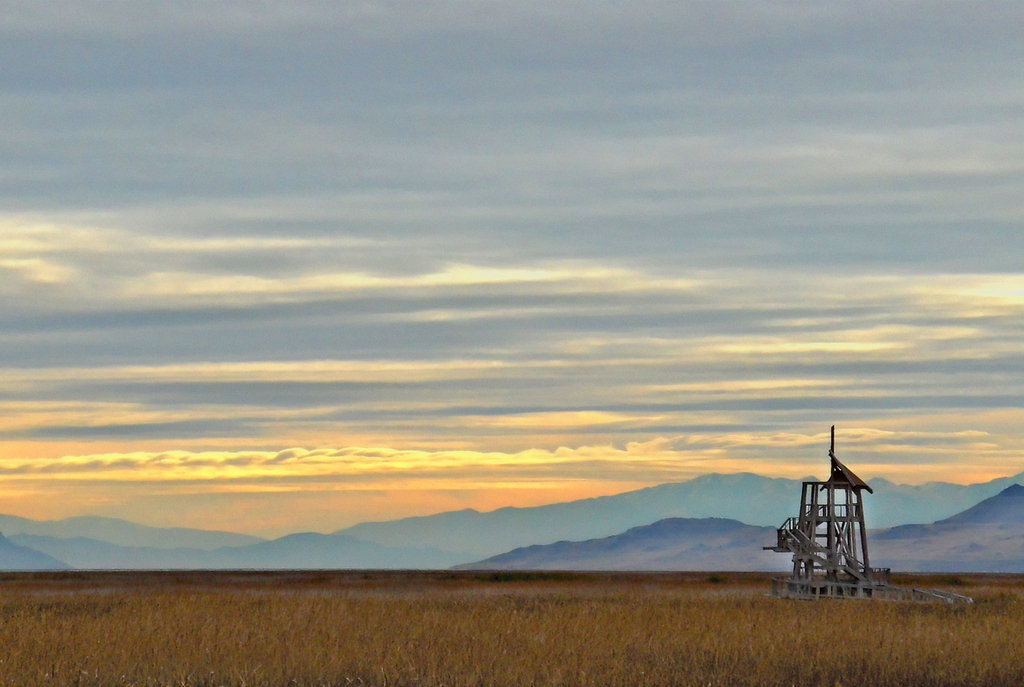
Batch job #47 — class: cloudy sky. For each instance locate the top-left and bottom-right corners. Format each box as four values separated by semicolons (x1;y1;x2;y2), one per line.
2;1;1023;535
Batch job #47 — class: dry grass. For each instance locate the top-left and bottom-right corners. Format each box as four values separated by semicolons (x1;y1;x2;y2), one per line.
0;571;1021;686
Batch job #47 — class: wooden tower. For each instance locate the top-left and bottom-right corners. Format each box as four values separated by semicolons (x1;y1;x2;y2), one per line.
766;426;891;599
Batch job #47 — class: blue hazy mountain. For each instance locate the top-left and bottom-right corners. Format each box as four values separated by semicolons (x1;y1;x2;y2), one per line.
871;484;1024;572
458;485;1024;573
0;532;69;570
336;471;1024;560
9;534;222;569
209;533;459;569
0;514;263;550
456;518;788;571
867;476;1024;528
2;471;1023;570
10;532;462;570
939;483;1024;525
337;474;806;560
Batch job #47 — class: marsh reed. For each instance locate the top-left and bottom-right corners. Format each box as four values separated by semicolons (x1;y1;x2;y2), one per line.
0;571;1020;686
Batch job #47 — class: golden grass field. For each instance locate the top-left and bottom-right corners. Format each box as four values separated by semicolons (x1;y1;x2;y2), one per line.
0;570;1021;686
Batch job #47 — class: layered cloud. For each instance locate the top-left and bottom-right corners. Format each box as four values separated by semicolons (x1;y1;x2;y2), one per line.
2;2;1023;532
2;427;1019;536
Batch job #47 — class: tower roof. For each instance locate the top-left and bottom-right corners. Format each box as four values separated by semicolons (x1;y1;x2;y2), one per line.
829;455;873;493
827;425;872;493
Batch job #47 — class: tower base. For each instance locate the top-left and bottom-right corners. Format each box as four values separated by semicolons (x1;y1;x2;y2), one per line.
770;577;973;604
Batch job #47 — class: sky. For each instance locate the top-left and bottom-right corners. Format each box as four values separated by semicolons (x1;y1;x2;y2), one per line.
2;1;1024;536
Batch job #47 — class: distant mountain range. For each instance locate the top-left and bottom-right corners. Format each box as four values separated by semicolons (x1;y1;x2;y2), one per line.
6;531;459;571
872;484;1024;572
334;471;1024;560
0;514;262;550
455;518;788;572
0;533;68;570
460;485;1024;572
0;471;1022;571
0;514;462;570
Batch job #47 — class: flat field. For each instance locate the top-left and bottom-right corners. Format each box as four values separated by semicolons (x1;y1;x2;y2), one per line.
0;570;1021;686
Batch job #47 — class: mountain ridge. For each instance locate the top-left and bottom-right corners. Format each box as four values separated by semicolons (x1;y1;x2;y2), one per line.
335;471;1024;560
459;484;1024;573
0;514;263;550
10;531;463;570
0;532;69;570
456;517;786;571
2;471;1024;570
870;483;1024;572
